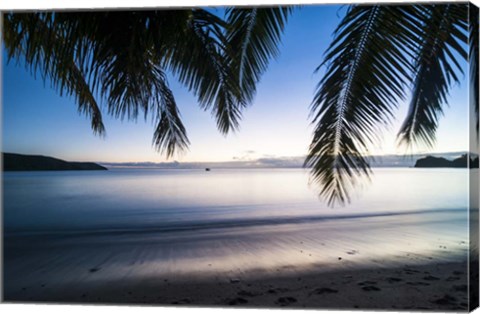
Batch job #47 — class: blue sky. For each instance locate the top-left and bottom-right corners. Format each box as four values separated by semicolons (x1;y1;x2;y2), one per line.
2;5;471;163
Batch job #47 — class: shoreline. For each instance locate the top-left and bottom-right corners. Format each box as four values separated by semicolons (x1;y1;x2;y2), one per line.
4;260;469;311
4;204;470;311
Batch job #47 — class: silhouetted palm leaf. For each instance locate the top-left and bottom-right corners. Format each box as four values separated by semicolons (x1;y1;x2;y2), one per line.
306;5;419;205
58;11;190;155
225;7;292;102
470;5;479;133
307;3;470;205
3;8;290;155
167;9;245;134
398;4;468;147
3;13;106;135
152;78;190;157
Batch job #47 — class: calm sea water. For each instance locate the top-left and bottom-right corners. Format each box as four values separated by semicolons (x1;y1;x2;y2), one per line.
3;168;468;234
3;168;472;289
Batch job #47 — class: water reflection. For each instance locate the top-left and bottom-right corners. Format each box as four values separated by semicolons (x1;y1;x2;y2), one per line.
3;168;469;232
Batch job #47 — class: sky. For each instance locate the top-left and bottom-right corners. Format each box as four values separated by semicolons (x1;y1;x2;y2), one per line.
1;4;472;163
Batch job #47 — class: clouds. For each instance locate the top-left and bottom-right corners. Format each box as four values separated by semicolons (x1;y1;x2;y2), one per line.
99;151;468;169
255;156;304;168
232;150;257;161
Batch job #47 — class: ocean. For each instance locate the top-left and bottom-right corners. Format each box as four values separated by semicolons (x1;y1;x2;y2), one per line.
3;168;469;234
3;167;471;304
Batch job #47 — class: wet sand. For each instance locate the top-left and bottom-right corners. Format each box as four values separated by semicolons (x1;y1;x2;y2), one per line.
4;210;471;311
5;260;470;311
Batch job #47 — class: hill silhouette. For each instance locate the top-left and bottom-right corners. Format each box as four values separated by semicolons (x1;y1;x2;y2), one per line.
414;154;479;168
3;153;107;171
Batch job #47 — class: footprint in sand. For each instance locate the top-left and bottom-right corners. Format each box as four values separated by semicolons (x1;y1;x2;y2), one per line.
267;288;289;294
430;294;457;306
310;287;338;295
276;296;297;306
357;280;377;286
227;297;248;305
171;298;191;305
406;281;430;286
361;286;381;292
386;277;403;283
452;285;468;292
423;275;440;281
238;290;261;297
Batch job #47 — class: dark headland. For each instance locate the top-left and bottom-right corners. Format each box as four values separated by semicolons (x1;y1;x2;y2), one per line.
414;154;479;168
3;153;107;171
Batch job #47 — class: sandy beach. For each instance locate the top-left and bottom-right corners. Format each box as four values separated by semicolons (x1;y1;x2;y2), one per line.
4;260;470;311
4;208;471;311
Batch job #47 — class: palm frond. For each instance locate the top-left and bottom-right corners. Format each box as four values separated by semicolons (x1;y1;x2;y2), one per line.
397;4;468;148
306;5;418;205
4;9;289;157
152;76;190;158
167;9;245;134
3;13;106;135
60;12;157;121
470;4;479;134
4;11;192;156
79;11;190;156
225;7;292;103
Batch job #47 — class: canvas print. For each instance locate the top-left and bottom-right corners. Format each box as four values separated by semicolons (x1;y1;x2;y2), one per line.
1;1;479;312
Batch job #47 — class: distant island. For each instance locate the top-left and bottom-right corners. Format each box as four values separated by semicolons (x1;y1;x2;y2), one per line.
3;153;107;171
414;154;479;168
6;152;475;171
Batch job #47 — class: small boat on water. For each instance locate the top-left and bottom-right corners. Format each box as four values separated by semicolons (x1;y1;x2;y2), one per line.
205;168;211;171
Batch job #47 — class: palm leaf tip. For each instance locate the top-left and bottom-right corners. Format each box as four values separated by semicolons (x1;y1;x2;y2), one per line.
153;111;190;159
469;4;479;134
305;143;372;206
168;9;247;136
185;6;292;136
225;6;293;101
3;12;107;137
152;76;190;159
397;4;468;148
4;11;197;155
307;5;416;206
